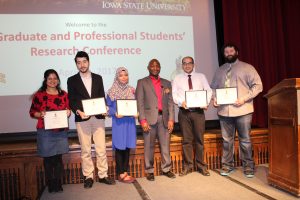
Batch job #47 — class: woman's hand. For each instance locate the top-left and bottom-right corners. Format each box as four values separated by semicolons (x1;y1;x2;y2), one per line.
35;111;46;118
67;109;71;117
115;113;124;118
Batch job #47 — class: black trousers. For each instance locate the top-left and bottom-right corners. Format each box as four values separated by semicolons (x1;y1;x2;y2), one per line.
178;108;207;170
115;148;130;175
43;154;63;185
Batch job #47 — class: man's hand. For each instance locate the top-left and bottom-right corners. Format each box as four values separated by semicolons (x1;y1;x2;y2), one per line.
167;121;174;133
101;106;109;117
234;98;245;107
77;110;89;120
213;98;219;107
181;101;188;109
141;122;151;133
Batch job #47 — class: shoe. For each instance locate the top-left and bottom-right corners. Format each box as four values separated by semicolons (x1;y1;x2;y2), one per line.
146;173;155;181
162;171;176;178
84;178;94;189
47;180;54;193
220;167;234;176
244;168;254;178
118;174;136;183
99;177;116;185
56;185;63;192
198;168;210;176
53;179;63;193
179;168;192;177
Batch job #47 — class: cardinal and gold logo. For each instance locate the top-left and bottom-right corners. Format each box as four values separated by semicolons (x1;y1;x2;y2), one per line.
0;73;6;83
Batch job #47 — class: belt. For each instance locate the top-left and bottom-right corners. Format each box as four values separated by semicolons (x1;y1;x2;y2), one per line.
179;107;203;112
158;110;163;115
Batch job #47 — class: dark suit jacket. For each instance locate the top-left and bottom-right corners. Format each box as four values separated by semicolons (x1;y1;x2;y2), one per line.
67;72;105;122
136;76;174;127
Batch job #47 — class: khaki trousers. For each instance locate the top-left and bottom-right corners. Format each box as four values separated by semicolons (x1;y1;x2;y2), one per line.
76;117;108;179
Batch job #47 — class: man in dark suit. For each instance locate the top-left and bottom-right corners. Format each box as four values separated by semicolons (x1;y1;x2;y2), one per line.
67;51;115;189
136;59;176;181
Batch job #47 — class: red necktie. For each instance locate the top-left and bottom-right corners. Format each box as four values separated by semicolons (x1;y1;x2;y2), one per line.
188;75;193;90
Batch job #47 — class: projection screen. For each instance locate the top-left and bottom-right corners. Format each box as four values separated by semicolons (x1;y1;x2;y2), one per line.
0;0;219;133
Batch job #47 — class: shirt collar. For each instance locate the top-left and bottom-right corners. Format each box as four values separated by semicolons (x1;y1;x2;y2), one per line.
149;75;160;80
184;70;195;77
80;71;91;79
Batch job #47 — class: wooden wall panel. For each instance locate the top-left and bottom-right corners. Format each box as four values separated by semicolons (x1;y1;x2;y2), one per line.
0;129;268;200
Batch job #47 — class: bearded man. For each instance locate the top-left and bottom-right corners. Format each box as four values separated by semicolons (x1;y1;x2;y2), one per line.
210;43;263;178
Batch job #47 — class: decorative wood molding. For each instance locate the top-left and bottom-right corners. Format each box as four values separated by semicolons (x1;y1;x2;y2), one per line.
0;129;268;200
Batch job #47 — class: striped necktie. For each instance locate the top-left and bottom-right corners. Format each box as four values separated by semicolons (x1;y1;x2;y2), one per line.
224;65;231;88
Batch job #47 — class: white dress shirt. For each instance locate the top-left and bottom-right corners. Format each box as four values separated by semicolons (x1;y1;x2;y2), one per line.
172;70;212;107
80;71;92;97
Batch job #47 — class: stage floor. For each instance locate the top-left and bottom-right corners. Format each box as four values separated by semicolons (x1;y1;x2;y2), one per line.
40;165;297;200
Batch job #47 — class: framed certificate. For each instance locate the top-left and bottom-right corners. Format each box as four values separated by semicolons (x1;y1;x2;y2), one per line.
116;99;138;116
44;110;68;130
82;97;107;116
185;90;208;108
216;87;238;105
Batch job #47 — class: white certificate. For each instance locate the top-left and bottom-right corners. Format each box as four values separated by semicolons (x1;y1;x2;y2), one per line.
185;90;208;108
116;99;138;116
82;97;107;116
216;87;238;105
44;110;68;130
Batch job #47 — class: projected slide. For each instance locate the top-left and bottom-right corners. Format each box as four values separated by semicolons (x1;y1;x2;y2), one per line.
0;14;193;95
0;0;219;133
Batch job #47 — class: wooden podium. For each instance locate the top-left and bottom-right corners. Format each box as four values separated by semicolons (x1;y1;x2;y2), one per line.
265;78;300;196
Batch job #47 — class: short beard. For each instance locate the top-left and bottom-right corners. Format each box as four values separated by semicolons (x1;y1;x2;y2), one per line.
225;54;238;63
80;68;88;73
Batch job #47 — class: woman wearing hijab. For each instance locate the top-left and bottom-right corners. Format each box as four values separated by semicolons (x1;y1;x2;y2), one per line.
107;67;137;183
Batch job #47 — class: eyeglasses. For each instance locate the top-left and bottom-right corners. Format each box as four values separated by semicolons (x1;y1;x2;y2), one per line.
182;62;194;66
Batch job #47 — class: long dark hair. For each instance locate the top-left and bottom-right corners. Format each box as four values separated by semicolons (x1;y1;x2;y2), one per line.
38;69;63;95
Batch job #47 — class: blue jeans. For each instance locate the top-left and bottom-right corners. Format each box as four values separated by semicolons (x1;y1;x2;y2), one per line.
219;113;254;170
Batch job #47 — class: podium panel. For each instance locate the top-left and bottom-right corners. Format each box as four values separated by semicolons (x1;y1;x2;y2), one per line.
298;90;300;125
265;78;300;196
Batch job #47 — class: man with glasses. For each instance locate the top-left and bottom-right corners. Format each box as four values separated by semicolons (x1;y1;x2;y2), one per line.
172;56;212;176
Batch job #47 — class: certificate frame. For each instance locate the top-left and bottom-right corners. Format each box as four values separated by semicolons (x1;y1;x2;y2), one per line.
116;99;138;116
44;110;68;130
185;90;208;108
216;87;238;105
82;97;107;116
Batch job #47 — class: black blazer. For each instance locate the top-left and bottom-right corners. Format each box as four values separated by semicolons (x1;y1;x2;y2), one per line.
67;72;105;122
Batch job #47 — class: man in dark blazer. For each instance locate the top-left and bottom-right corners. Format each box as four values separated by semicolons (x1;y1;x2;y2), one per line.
67;51;115;189
136;59;176;181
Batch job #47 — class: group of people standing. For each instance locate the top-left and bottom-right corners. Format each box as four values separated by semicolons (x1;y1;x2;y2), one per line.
29;43;262;193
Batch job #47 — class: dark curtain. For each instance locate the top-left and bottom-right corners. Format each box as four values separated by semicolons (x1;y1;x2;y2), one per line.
215;0;300;127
